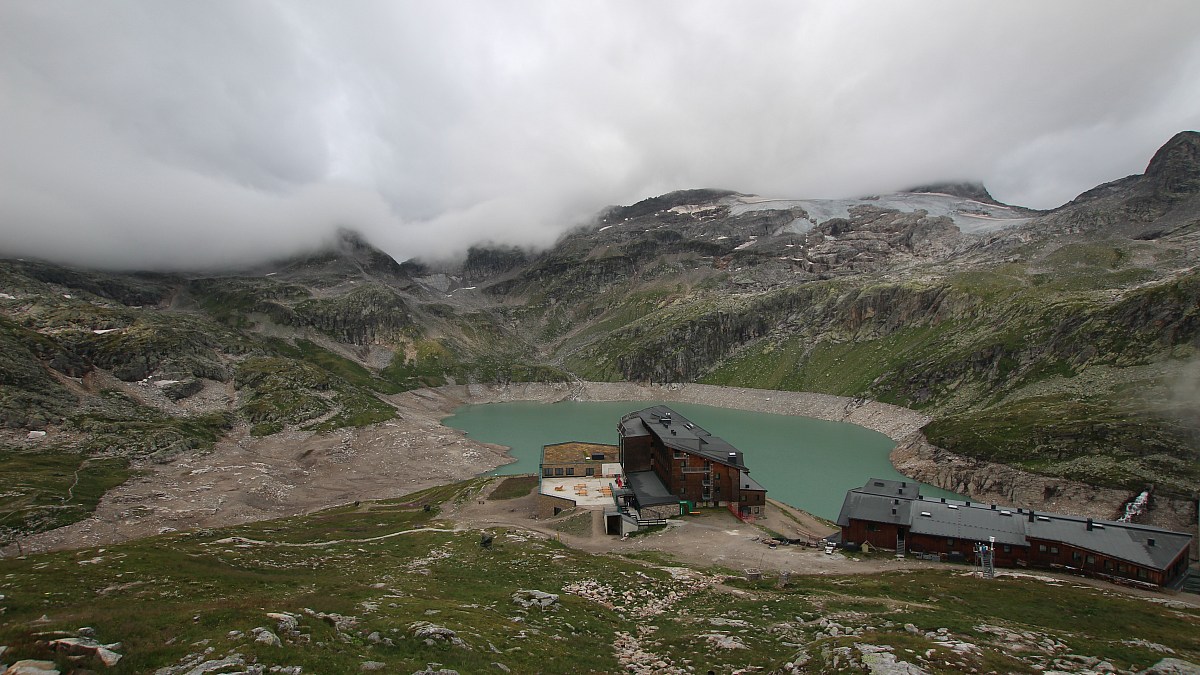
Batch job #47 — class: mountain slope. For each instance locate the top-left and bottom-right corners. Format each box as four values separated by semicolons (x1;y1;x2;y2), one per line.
2;133;1199;542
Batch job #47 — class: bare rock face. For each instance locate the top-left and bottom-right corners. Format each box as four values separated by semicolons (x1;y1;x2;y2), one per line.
1144;131;1200;197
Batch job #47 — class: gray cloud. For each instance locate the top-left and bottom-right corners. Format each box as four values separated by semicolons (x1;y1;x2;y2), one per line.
1;1;1199;270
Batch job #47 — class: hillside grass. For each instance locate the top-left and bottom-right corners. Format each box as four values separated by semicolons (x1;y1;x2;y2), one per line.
0;450;132;539
0;479;1196;674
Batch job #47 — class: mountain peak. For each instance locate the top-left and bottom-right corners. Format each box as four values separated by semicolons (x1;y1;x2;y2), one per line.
906;181;998;204
1143;130;1200;196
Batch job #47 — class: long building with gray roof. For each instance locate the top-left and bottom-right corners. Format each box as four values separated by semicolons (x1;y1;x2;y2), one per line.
838;478;1192;587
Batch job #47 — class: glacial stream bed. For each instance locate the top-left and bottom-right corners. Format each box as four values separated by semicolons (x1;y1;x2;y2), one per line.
444;399;960;521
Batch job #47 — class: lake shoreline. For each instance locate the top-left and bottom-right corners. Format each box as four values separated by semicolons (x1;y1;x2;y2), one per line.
398;381;1190;535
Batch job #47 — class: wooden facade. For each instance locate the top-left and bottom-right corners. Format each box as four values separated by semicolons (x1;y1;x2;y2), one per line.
618;406;766;517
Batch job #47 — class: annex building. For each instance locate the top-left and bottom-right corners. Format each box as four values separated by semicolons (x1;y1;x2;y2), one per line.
838;478;1193;587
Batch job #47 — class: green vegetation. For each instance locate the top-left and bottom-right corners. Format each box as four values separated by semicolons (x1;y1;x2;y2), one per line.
0;450;132;540
235;357;396;436
549;510;591;536
489;474;539;500
0;480;1195;673
272;338;403;394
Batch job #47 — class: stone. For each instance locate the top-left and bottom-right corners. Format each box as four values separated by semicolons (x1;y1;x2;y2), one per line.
1139;659;1200;675
360;662;387;671
253;629;282;648
366;632;382;644
408;622;468;649
266;613;298;634
153;653;245;675
700;633;747;650
48;636;123;667
511;589;559;610
3;661;60;675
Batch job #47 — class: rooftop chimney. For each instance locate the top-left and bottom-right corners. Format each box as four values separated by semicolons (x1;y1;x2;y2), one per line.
1028;510;1035;523
1148;538;1156;547
1086;518;1093;531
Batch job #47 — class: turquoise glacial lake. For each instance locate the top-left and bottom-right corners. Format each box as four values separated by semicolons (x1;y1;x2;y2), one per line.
443;400;960;521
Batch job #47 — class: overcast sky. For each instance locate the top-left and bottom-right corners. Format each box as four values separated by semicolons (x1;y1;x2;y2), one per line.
2;1;1199;270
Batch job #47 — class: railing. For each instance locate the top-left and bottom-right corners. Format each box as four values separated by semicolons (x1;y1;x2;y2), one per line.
681;467;709;474
727;501;756;523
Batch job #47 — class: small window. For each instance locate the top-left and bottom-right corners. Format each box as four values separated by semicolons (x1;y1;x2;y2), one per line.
543;469;553;477
585;467;594;476
674;451;685;459
1038;544;1047;553
566;468;574;476
946;538;954;546
1118;564;1126;573
1050;546;1059;554
1086;555;1095;564
867;523;879;532
1137;569;1149;580
1072;551;1082;561
554;468;564;476
1003;545;1012;553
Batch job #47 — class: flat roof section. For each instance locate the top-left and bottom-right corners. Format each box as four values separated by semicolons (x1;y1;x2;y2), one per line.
540;476;618;507
542;441;619;465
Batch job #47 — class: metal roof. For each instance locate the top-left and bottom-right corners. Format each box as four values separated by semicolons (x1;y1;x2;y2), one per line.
908;501;1028;547
622;405;744;468
625;470;678;507
840;479;1193;571
1026;514;1192;571
837;490;912;528
618;415;651;438
739;470;766;493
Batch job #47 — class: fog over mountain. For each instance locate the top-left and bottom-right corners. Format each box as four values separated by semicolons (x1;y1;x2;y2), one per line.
2;1;1199;270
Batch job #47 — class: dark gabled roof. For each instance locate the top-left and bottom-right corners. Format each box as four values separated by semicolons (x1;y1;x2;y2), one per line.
625;470;678;507
839;479;1194;571
739;470;767;493
909;501;1028;547
620;405;744;468
1027;514;1191;571
837;490;912;528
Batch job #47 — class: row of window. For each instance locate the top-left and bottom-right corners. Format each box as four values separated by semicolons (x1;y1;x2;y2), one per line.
542;467;596;477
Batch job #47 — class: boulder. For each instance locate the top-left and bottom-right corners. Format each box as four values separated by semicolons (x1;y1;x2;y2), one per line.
511;589;559;610
48;636;123;667
1139;659;1200;675
3;662;60;675
360;662;387;672
252;629;282;648
408;622;468;649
